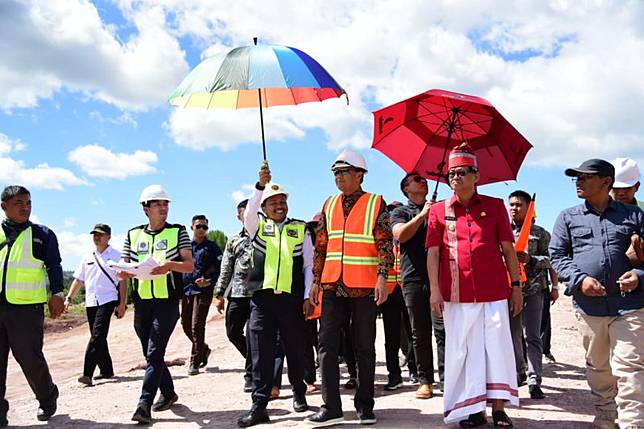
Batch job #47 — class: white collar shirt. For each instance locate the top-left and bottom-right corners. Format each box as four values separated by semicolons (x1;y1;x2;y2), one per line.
73;245;121;307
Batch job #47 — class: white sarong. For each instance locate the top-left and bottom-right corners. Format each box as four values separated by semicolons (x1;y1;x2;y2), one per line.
443;299;519;424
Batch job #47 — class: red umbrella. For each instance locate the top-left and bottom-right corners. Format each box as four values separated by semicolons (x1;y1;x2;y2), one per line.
372;89;533;200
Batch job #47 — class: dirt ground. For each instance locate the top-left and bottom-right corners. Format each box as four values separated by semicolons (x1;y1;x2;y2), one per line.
5;297;596;428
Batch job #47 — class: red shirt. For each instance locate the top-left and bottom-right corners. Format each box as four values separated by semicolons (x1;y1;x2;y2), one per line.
425;193;515;303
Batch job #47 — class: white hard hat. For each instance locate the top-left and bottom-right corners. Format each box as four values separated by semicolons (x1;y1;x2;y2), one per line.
612;158;641;188
139;184;171;204
260;182;288;205
332;150;368;172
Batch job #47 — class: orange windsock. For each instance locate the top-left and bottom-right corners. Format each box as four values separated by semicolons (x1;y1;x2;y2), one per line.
514;194;536;283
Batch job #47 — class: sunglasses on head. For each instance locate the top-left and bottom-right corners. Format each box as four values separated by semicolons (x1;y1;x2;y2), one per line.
194;224;208;230
333;168;354;176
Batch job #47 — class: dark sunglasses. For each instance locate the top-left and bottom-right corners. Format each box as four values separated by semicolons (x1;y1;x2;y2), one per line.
448;168;474;179
408;176;427;184
194;224;208;230
333;168;354;176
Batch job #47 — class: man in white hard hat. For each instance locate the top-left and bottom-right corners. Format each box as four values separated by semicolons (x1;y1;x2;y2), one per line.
120;184;194;424
306;150;394;426
611;158;642;206
237;163;313;427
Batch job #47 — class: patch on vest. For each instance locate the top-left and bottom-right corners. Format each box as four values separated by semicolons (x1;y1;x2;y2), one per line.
445;215;456;221
137;241;149;254
262;223;275;237
286;228;299;238
155;239;168;250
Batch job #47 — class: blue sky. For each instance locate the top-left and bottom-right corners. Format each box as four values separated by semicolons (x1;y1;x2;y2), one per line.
1;0;643;270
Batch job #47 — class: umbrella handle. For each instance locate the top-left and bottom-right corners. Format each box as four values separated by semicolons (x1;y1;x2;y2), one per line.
258;88;267;161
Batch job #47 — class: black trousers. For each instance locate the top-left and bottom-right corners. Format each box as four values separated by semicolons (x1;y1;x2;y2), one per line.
248;290;305;411
303;319;318;384
0;304;58;417
225;297;252;382
402;281;445;385
319;291;377;414
341;312;357;379
540;289;553;355
181;290;213;366
133;299;180;407
380;286;403;382
84;300;117;377
400;302;417;375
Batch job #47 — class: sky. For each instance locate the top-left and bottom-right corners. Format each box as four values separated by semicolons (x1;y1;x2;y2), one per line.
1;0;643;270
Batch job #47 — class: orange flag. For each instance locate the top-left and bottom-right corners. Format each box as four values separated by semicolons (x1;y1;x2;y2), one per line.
514;194;536;283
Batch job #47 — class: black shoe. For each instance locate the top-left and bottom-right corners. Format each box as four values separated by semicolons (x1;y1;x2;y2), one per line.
358;409;377;425
344;378;357;389
152;393;178;412
305;407;344;426
188;363;200;376
544;352;556;363
384;378;403;391
200;346;211;368
409;373;419;385
78;375;93;386
237;409;269;427
37;386;58;421
293;393;308;412
131;404;152;425
94;373;114;380
435;381;444;393
0;415;7;428
243;378;253;393
529;385;545;399
517;373;527;387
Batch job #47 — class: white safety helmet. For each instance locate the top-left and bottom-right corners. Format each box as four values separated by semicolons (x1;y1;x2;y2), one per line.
332;150;368;173
139;184;171;204
612;157;641;188
260;182;289;205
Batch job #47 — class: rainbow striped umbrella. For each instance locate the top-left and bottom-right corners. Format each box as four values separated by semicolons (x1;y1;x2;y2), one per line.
168;38;347;160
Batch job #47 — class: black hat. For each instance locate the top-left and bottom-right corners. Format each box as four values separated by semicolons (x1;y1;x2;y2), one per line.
90;223;111;235
565;159;615;178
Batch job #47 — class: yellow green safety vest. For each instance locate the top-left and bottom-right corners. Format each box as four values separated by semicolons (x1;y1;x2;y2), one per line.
0;226;48;304
128;225;181;300
248;215;306;295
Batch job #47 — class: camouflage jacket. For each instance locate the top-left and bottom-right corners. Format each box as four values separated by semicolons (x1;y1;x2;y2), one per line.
214;230;253;299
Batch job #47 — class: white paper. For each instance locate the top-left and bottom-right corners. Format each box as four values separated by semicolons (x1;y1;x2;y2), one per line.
108;258;163;280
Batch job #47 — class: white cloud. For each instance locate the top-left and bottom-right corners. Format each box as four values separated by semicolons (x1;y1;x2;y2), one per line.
231;184;254;203
89;110;138;128
0;133;88;190
68;144;158;179
0;0;189;110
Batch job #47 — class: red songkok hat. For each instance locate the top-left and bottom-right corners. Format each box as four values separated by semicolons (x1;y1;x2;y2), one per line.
448;142;478;169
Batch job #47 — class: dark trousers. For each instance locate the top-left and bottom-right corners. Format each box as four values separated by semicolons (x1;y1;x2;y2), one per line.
380;286;403;381
84;300;117;377
0;304;58;417
181;290;213;366
248;290;305;411
541;290;553;355
341;314;357;379
133;299;180;407
225;297;252;382
400;303;417;375
402;281;445;385
303;319;319;384
319;291;377;414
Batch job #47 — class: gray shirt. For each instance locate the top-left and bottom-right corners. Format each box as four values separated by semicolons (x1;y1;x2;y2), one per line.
549;199;644;316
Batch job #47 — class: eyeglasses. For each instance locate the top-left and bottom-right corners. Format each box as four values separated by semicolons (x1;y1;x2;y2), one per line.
571;173;599;182
194;225;208;230
408;176;427;184
333;168;353;176
448;168;472;178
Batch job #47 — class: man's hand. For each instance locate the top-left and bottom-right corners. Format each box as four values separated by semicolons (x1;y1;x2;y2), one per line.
550;286;559;304
310;283;320;306
117;271;135;280
195;277;210;288
215;297;225;314
516;251;531;264
150;262;171;276
63;298;72;313
429;288;444;317
303;300;315;318
618;271;640;294
259;161;271;186
509;287;524;317
374;276;388;306
115;303;127;319
48;295;65;319
419;200;433;217
580;276;607;297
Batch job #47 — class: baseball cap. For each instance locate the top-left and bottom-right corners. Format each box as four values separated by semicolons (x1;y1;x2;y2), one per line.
612;157;640;188
90;223;111;235
564;159;615;178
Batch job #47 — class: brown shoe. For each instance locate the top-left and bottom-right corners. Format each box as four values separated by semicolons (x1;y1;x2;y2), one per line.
306;383;318;394
415;384;433;399
269;387;280;400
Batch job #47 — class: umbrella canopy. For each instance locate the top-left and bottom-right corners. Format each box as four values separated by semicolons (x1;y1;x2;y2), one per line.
372;89;533;198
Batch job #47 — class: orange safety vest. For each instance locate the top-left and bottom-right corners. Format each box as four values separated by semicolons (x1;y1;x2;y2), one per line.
320;192;382;288
386;244;401;294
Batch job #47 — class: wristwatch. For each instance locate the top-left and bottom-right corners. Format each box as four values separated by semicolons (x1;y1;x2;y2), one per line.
511;280;522;288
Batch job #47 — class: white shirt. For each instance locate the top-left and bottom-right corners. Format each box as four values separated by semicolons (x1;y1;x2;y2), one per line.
73;245;121;307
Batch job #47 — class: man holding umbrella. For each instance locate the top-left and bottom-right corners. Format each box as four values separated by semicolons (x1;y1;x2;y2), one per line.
307;150;393;426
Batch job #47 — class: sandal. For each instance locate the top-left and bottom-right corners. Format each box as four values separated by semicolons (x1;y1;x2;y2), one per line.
459;411;487;428
492;410;513;428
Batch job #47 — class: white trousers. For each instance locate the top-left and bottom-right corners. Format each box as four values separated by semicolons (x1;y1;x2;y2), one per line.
443;299;519;424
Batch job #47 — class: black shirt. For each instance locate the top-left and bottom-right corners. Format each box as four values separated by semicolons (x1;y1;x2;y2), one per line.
390;200;428;284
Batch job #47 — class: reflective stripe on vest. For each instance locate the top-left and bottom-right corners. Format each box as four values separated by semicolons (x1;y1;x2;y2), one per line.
445;200;460;303
253;217;306;294
129;227;180;299
320;193;381;288
0;227;48;304
386;244;401;294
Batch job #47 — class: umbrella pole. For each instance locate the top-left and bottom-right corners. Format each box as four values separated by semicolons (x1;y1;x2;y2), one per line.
258;88;267;161
431;123;455;202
